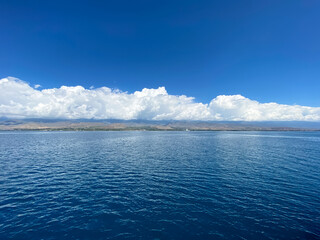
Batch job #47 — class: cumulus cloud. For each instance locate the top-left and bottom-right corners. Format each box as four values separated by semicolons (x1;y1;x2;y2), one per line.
0;77;319;121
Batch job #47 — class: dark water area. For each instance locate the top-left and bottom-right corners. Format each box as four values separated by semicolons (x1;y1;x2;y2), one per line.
0;131;319;239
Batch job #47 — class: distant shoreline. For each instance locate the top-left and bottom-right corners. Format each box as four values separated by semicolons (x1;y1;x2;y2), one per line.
1;129;319;132
1;119;319;132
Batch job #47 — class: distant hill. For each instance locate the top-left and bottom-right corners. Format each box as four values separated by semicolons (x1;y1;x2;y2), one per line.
0;119;319;131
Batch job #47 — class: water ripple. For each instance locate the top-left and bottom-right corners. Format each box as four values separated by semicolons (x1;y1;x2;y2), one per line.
0;131;320;239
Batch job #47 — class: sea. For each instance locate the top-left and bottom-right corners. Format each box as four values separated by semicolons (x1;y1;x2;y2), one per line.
0;131;319;239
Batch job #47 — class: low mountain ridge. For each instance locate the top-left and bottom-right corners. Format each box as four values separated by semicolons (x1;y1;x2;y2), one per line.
0;119;319;131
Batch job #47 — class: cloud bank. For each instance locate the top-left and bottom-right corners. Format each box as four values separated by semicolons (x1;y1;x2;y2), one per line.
0;77;319;121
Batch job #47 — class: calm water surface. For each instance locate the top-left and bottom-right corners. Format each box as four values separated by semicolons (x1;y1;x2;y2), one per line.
0;131;319;239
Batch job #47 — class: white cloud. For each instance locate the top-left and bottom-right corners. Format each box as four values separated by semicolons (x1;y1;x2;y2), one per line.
0;77;319;121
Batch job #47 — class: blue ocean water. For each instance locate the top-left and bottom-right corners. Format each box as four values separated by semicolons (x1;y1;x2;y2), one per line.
0;131;319;240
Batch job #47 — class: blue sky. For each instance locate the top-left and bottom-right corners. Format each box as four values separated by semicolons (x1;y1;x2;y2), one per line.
1;0;320;107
